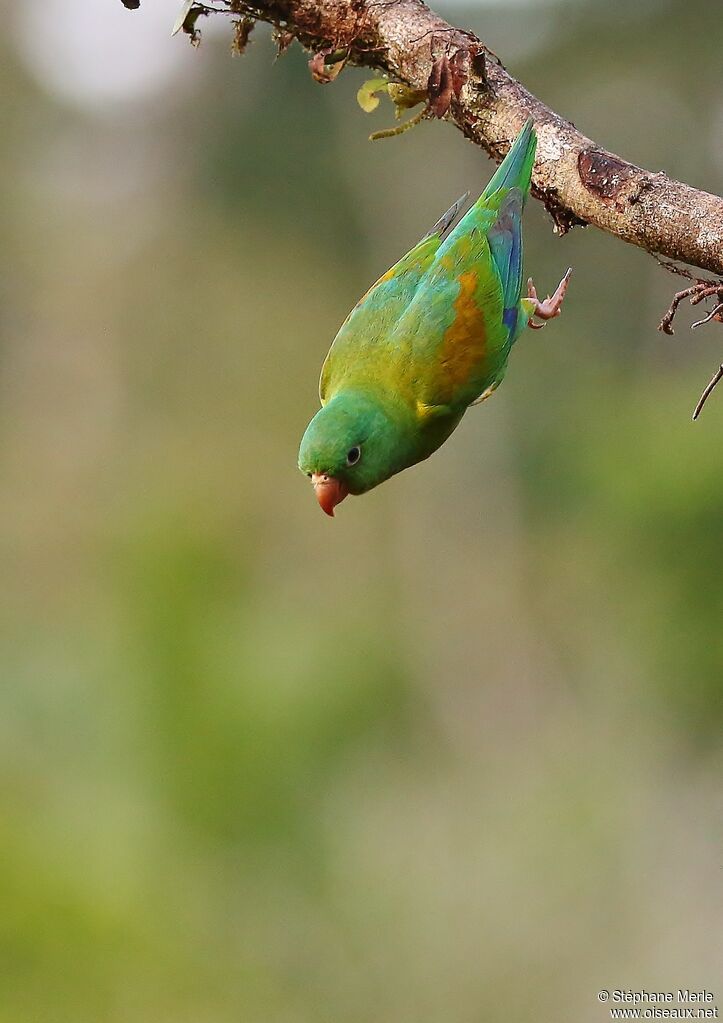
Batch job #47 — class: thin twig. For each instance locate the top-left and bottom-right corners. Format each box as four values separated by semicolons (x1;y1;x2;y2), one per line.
659;285;703;335
658;279;723;335
692;302;723;330
690;284;722;307
656;271;723;417
692;364;723;420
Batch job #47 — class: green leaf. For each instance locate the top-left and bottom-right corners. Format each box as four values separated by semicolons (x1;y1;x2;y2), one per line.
387;83;427;113
357;78;389;114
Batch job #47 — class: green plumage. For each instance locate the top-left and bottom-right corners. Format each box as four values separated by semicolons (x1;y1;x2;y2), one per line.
299;120;567;511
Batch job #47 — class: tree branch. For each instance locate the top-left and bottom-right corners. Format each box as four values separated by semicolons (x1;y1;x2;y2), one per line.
172;0;723;276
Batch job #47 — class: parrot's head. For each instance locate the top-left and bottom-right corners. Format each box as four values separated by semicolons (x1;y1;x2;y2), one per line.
298;391;411;516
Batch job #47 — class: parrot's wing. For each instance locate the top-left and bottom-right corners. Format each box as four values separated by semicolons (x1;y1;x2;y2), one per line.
486;187;526;340
393;215;507;410
397;120;537;411
320;196;468;403
478;118;536;338
456;117;536;344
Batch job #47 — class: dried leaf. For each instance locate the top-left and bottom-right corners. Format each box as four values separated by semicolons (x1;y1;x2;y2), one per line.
427;55;453;119
273;29;295;57
231;16;254;56
185;11;204;46
309;48;348;84
449;49;470;98
471;50;486;81
357;78;389;113
428;56;442;99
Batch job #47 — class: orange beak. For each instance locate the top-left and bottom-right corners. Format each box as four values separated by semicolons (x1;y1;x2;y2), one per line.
311;473;349;517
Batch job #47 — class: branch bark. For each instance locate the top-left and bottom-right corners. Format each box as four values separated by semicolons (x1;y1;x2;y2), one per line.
188;0;723;276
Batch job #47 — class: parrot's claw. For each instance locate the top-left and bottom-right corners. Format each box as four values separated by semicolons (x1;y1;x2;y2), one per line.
527;268;572;329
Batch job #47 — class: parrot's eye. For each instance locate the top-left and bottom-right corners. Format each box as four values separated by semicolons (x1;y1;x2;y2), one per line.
346;445;361;466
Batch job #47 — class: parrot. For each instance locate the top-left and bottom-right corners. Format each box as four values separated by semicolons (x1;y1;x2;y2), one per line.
298;118;571;516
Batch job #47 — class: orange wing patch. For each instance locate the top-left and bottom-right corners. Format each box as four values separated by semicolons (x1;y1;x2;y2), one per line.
435;271;487;402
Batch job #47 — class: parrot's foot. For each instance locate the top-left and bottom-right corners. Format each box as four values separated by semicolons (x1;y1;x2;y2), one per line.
527;268;572;330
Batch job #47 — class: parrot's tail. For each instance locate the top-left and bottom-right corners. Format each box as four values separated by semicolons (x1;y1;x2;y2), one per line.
480;118;537;204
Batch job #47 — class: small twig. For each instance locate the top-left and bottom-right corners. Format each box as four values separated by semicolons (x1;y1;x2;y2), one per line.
408;25;457;46
659;285;703;335
689;284;722;307
692;364;723;420
658;278;723;335
657;272;723;417
692;301;723;330
655;257;698;283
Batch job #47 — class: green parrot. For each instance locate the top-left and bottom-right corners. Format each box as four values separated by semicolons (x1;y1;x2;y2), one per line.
298;118;571;516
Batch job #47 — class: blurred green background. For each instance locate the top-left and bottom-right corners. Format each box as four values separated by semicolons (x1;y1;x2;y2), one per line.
0;1;721;1020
